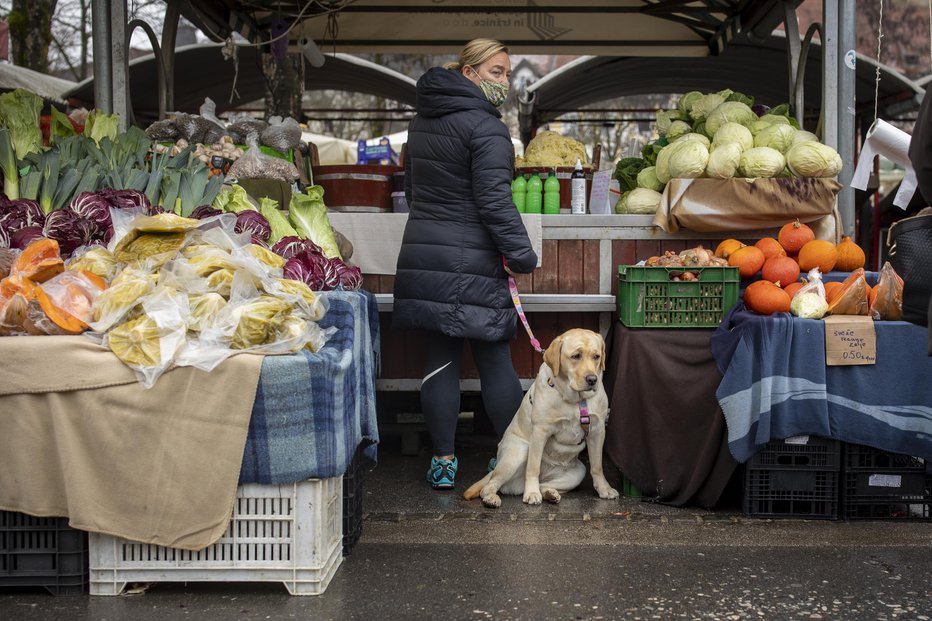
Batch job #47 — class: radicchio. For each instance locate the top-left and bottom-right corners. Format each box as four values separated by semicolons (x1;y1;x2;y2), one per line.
332;258;363;290
190;205;224;219
43;209;89;256
271;235;324;261
96;188;160;214
10;226;45;250
0;198;46;234
69;191;113;231
234;210;272;245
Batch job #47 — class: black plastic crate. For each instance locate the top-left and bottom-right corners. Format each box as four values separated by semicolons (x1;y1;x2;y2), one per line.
842;443;931;521
749;437;841;471
0;511;88;595
744;469;839;520
342;445;366;555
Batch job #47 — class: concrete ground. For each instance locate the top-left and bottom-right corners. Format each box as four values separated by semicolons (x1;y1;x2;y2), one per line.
2;424;931;621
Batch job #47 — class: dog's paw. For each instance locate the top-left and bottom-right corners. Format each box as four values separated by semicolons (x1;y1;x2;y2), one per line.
523;490;542;505
481;493;502;508
595;484;619;500
542;488;561;504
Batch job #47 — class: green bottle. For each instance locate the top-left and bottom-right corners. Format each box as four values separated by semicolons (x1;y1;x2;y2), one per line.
525;174;542;214
511;175;527;213
543;172;561;214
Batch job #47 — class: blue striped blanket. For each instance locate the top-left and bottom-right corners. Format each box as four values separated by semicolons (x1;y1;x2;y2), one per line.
239;290;380;484
711;304;932;464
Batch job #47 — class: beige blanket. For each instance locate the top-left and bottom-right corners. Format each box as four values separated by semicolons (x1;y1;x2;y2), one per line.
0;335;263;550
653;177;843;242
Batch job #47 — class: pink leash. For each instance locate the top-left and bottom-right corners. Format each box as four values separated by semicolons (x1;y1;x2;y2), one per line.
506;258;589;436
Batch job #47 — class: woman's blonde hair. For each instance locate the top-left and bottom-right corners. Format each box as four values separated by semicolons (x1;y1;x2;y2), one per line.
443;38;509;71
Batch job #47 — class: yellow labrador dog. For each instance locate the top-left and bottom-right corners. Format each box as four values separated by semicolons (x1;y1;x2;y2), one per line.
464;328;619;508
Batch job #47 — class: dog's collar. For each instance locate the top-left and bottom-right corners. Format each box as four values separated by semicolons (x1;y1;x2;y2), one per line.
546;378;591;437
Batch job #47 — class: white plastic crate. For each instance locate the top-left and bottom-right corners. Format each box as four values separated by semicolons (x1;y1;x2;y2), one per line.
89;477;342;596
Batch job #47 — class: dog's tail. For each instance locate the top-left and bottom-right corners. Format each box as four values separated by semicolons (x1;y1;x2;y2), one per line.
463;472;493;500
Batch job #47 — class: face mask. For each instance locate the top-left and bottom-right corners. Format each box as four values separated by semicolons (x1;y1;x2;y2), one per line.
469;67;509;107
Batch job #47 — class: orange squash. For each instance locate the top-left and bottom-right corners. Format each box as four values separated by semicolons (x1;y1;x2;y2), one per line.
797;240;838;274
21;287;88;335
744;280;792;315
754;237;786;261
714;238;746;259
823;281;844;304
728;245;766;279
826;268;869;316
778;219;815;254
761;254;800;286
11;238;64;283
784;281;806;299
834;235;866;271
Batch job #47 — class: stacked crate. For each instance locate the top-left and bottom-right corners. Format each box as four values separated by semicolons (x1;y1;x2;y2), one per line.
843;443;931;521
743;436;841;520
0;511;88;595
342;445;366;555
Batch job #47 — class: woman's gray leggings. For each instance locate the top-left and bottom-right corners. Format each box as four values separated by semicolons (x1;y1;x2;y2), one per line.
420;332;523;456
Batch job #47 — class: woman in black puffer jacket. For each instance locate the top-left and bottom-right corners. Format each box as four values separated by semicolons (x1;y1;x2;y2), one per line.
393;39;538;490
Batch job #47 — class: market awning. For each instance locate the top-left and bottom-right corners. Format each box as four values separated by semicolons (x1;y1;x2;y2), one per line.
180;1;800;56
0;62;76;107
517;31;924;143
64;43;416;124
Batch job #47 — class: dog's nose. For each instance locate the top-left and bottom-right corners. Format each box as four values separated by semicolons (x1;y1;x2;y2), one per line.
585;374;598;387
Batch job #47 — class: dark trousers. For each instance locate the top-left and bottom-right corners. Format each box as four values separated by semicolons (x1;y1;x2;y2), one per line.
420;332;523;456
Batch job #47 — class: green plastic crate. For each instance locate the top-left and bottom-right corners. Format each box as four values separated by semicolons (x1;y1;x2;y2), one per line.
617;265;740;328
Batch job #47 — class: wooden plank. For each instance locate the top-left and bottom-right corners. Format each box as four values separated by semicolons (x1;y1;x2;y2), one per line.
534;239;560;293
635;239;662;264
557;240;584;294
583;239;600;294
611;240;637;296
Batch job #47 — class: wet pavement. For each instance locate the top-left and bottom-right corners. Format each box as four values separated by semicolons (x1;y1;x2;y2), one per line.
2;426;931;620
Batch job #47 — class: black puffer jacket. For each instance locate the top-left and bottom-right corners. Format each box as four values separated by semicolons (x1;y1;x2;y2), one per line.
392;67;538;342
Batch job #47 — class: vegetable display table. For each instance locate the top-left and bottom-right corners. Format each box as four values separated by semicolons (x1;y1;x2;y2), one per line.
711;306;932;465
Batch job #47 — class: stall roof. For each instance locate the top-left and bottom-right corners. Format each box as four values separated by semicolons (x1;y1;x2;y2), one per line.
64;43;416;124
0;62;76;106
518;31;925;141
181;1;800;56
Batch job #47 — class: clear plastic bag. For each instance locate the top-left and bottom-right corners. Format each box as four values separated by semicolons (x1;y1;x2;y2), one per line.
145;119;180;141
40;269;108;325
198;97;230;144
869;261;904;321
826;268;869;316
227;138;299;183
789;268;829;319
260;116;303;153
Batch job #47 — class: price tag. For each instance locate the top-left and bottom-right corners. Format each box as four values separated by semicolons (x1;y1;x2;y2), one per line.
588;170;612;215
823;315;876;366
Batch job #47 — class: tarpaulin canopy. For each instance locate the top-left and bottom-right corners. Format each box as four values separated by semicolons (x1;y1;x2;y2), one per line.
517;31;924;143
0;62;75;106
64;43;416;124
181;0;800;56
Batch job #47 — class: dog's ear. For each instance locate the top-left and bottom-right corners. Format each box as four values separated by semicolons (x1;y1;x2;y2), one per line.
599;334;606;371
543;335;563;376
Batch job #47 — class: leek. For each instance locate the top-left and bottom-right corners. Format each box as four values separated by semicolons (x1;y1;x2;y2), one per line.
38;152;60;214
0;128;18;199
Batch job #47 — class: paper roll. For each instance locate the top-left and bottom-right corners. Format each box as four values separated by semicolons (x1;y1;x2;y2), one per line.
851;119;917;209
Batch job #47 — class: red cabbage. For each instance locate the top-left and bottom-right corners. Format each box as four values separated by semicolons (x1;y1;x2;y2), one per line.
234;210;271;244
0;198;45;233
97;188;161;215
190;205;223;219
0;226;9;248
10;226;45;250
69;191;113;230
271;235;323;260
283;249;332;290
332;258;363;290
43;209;88;256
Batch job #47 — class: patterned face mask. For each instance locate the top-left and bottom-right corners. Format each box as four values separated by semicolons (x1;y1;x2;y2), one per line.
469;67;509;107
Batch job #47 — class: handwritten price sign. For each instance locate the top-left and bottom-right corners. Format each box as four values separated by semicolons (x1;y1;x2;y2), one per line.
823;316;876;366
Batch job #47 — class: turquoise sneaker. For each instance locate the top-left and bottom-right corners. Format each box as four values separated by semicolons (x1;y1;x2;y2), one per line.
426;456;458;489
487;457;497;473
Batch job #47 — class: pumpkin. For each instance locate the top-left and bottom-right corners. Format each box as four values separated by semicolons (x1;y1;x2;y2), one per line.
21;288;89;336
761;254;800;286
834;235;866;271
778;219;815;253
11;238;64;283
754;237;786;260
744;280;792;315
728;245;766;279
714;238;746;259
823;281;844;304
784;281;806;299
797;240;838;274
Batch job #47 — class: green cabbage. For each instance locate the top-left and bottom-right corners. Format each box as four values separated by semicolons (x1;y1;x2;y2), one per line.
689;92;727;121
212;184;257;213
704;102;757;136
657;140;710;183
0;88;43;158
785;141;843;178
666;120;692;141
673;132;711;149
790;291;828;319
625;188;662;214
749;114;791;135
636;166;663;192
753;123;797;153
705;142;742;179
614;157;648;193
614;191;629;214
712;122;754;151
85;110;121;145
738;147;785;178
289;185;342;259
655;109;687;136
678;92;704;117
792;130;820;146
